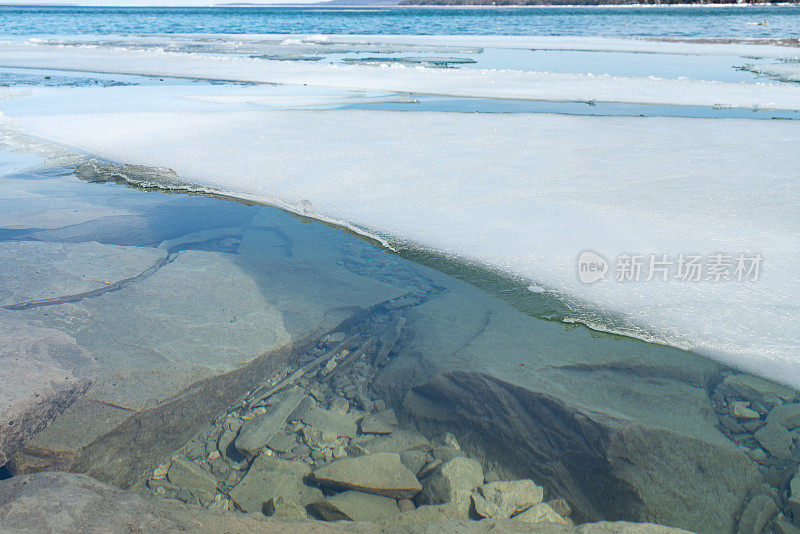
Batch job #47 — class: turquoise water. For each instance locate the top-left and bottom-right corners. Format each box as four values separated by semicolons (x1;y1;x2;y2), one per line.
0;5;798;38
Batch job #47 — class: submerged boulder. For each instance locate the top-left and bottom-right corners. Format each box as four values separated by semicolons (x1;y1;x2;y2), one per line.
235;389;309;457
309;491;400;522
229;454;322;513
312;453;422;499
419;457;483;506
472;480;544;519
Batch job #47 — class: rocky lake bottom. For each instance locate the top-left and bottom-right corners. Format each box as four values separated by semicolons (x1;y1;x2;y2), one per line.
1;156;800;534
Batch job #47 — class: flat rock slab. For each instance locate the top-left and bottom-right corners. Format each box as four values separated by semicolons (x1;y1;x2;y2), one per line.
301;407;357;439
359;429;432;454
235;389;309;456
229;453;322;513
0;241;164;307
360;410;398;435
0;311;96;465
312;452;422;499
167;458;218;495
0;471;693;534
310;490;400;522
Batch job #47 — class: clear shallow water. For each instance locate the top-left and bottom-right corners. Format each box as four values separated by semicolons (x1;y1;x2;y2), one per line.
0;5;798;38
0;155;797;532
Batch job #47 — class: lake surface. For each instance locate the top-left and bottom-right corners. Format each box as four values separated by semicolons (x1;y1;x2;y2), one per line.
0;5;798;38
0;6;799;534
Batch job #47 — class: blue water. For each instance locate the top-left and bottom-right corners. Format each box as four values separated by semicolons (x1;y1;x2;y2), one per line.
0;5;798;38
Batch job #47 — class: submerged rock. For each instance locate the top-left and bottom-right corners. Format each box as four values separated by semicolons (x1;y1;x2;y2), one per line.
736;495;778;534
309;490;400;522
311;453;422;499
167;458;218;496
419;457;483;506
0;312;96;467
235;389;309;457
359;429;432;454
301;407;357;439
514;502;569;525
717;375;796;408
0;472;693;533
472;480;544;519
754;423;794;460
360;410;398;435
229;454;322;513
264;496;308;520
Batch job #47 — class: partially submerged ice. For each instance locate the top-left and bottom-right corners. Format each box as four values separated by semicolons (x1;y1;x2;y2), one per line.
9;110;799;388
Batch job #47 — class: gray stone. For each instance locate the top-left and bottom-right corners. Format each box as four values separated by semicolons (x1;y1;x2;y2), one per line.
443;432;460;450
291;444;311;459
547;498;572;517
167;458;218;495
329;396;350;415
266;433;297;454
301;407;357;439
393;365;762;534
742;420;766;433
731;401;760;420
263;496;308;520
774;519;800;534
379;500;471;525
399;450;428;476
432;446;467;463
767;404;800;430
417;459;442;480
514;502;568;525
0;471;695;534
397;499;415;512
754;423;794;460
360;410;399;434
472;480;544;519
736;495;778;534
235;389;308;456
310;490;400;521
359;429;432;454
229;454;322;513
717;375;796;407
0;312;96;466
419;457;484;506
312;452;422;499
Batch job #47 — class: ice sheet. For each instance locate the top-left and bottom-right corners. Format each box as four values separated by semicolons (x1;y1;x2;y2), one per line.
2;41;800;110
7;109;799;386
103;33;800;59
743;62;800;83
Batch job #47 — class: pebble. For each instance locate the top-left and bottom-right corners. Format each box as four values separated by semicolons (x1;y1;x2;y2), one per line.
208;450;220;460
156;486;166;495
444;432;460;450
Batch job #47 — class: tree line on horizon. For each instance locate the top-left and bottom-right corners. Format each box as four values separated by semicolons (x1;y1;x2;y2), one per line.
399;0;784;4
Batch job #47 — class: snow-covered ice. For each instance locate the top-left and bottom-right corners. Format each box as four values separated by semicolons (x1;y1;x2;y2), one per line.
7;109;799;387
1;40;800;110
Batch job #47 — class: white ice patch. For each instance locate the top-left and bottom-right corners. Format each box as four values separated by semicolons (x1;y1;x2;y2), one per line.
9;110;800;387
2;41;800;110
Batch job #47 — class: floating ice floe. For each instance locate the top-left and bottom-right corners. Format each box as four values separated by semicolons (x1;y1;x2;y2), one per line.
1;41;800;109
